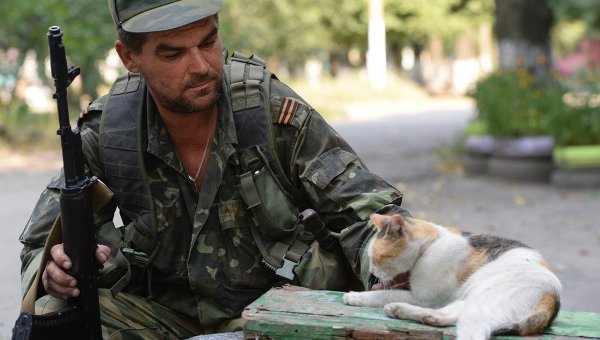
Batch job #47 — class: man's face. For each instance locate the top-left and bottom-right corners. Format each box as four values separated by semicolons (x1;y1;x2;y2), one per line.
119;16;223;114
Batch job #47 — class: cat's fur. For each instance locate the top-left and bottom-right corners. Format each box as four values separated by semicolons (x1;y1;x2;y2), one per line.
343;214;561;340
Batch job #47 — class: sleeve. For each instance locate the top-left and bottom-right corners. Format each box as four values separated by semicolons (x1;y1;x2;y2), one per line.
272;82;409;288
295;111;408;287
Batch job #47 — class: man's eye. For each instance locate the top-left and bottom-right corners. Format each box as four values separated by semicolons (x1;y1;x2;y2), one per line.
162;53;180;60
200;39;216;48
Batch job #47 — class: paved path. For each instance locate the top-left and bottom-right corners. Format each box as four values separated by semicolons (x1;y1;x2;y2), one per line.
0;155;60;338
0;97;598;337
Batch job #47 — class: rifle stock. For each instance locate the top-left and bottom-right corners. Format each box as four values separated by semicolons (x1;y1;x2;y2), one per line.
12;26;102;340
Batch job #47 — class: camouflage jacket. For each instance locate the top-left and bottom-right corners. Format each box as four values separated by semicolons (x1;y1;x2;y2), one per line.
19;70;406;326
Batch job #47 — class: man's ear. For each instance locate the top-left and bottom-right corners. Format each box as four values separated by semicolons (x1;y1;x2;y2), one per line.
114;40;140;73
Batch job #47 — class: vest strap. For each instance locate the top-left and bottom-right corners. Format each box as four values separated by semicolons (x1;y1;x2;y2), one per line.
229;53;265;112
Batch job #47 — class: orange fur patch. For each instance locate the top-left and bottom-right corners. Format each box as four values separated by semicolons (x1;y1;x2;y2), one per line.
370;237;408;267
369;215;439;268
519;293;560;335
539;258;554;272
446;226;463;235
370;214;389;231
456;248;488;284
406;218;439;242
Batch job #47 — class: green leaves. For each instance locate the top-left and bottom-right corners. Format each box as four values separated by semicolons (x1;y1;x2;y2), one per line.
1;0;116;97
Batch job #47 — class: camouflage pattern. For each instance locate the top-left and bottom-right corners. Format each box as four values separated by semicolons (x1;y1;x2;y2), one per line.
36;289;241;339
109;0;222;33
19;66;408;333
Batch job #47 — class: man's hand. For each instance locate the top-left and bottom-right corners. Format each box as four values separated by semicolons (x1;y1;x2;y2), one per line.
42;243;110;299
371;272;410;290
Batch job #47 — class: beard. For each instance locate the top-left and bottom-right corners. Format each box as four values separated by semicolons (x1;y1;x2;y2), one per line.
150;71;222;114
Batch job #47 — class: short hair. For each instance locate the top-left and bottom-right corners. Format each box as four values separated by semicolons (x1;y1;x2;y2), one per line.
117;28;147;55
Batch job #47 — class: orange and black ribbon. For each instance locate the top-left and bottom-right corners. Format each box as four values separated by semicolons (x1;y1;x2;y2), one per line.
276;98;300;125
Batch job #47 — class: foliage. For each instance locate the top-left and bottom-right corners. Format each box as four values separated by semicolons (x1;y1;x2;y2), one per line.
463;119;489;137
0;0;496;98
219;0;493;71
0;100;57;149
386;0;494;48
546;70;600;146
550;0;600;56
469;68;567;137
470;67;600;146
549;0;600;35
219;0;375;72
0;0;116;98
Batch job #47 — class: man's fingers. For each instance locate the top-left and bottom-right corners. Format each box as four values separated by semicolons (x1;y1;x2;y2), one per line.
43;260;79;299
45;260;77;287
95;244;111;264
50;243;72;270
45;277;80;299
43;242;107;299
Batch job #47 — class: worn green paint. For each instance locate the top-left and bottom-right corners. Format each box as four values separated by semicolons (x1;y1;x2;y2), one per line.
243;287;600;339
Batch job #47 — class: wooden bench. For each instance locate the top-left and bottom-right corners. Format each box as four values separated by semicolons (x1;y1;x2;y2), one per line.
240;285;600;339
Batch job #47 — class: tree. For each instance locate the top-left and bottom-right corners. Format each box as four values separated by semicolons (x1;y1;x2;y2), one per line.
550;0;600;33
494;0;554;73
549;0;600;56
219;0;366;74
384;0;494;77
386;0;493;48
0;0;116;99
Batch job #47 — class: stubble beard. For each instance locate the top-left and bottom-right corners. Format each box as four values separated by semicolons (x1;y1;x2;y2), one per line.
153;72;222;114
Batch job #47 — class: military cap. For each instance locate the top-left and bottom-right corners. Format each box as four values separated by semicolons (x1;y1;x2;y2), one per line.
108;0;221;33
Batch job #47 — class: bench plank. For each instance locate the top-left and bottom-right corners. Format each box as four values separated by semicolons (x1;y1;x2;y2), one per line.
242;286;600;339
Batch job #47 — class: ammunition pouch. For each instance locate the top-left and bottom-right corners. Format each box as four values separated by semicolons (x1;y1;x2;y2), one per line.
238;145;312;280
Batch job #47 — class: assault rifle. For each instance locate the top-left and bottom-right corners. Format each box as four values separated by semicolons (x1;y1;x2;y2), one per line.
12;26;102;340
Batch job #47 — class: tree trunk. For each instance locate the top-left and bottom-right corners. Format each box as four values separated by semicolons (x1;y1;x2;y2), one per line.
367;0;387;90
495;0;554;74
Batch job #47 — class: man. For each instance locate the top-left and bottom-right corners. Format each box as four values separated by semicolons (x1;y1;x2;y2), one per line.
19;0;407;338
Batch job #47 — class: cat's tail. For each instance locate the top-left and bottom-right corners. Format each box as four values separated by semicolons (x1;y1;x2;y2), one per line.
493;293;561;336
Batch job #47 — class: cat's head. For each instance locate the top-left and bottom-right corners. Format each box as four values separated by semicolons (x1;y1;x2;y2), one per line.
368;214;439;280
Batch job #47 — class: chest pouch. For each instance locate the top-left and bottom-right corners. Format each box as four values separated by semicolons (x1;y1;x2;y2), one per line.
239;145;299;238
238;145;312;280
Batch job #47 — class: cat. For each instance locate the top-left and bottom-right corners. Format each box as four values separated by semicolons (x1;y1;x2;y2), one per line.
343;213;561;340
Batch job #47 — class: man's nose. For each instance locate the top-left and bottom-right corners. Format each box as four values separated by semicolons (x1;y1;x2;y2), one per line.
187;49;210;75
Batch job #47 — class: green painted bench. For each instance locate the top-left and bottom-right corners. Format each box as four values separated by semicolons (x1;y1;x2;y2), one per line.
240;285;600;339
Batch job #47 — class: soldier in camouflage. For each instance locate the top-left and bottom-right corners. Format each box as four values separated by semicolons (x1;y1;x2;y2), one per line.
19;0;408;338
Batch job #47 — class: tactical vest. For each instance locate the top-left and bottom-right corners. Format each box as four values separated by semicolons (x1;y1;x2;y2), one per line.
98;52;311;286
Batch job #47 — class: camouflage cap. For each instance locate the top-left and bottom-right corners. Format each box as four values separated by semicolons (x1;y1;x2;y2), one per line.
108;0;221;33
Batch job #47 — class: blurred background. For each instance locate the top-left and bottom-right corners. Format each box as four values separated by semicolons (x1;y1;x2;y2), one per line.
1;0;600;338
1;0;598;143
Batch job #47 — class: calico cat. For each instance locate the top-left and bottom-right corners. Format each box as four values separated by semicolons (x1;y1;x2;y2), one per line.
343;214;561;340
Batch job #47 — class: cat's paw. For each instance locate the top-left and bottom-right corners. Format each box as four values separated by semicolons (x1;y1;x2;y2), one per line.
384;302;406;319
384;303;451;327
384;302;415;320
343;291;368;306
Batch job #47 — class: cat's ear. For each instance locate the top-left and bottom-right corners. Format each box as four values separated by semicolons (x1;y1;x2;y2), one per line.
390;214;406;230
370;214;406;237
387;214;407;238
370;213;387;231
